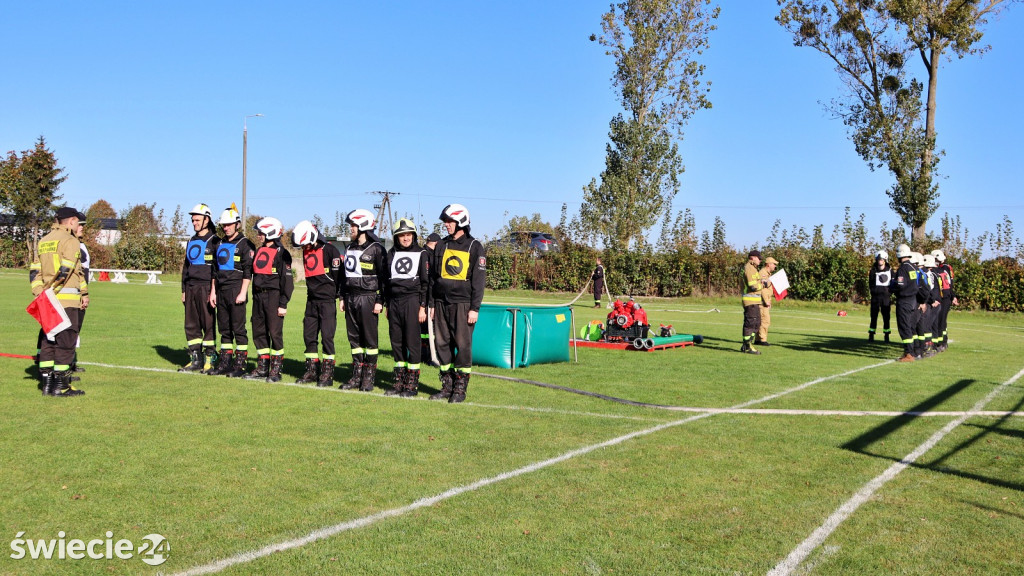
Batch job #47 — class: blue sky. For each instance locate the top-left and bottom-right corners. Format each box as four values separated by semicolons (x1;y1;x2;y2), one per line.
2;1;1021;252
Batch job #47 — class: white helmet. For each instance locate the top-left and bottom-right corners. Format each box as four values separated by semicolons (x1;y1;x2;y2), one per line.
931;249;946;263
922;254;936;268
189;203;213;219
440;203;470;228
910;252;923;265
219;208;241;225
875;250;888;261
895;244;912;259
346;209;375;232
254;217;283;240
291;220;318;246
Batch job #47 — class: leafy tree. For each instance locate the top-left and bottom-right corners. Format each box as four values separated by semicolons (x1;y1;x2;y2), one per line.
0;137;68;262
581;0;719;250
777;0;1010;244
496;213;556;239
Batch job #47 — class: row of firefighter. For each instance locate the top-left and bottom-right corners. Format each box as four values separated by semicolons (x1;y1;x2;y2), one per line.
178;201;485;404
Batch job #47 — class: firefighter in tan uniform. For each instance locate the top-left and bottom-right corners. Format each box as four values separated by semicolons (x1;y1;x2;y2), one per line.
30;207;89;396
740;250;763;355
756;256;777;346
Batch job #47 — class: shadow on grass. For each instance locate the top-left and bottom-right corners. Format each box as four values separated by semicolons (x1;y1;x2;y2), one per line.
153;344;188;368
780;333;898;359
842;379;1024;493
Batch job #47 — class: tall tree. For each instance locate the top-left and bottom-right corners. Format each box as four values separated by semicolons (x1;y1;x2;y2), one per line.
0;137;68;262
777;0;1009;244
581;0;719;250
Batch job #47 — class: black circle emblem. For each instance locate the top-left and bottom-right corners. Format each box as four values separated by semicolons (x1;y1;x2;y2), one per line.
188;244;203;262
255;251;271;271
344;254;357;272
217;246;231;266
304;252;320;273
395;256;414;275
444;255;464;277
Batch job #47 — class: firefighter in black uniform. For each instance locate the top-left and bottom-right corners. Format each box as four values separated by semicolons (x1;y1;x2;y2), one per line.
339;209;388;391
69;211;89;378
428;203;486;403
244;217;293;382
911;252;933;358
592;257;605;308
921;254;942;358
931;249;957;352
868;250;892;342
209;206;255;377
292;220;343;387
893;244;925;362
180;203;221;373
420;232;441;366
384;218;430;397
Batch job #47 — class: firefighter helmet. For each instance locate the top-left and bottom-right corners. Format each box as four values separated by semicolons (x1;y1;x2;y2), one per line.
346;209;375;232
219;208;241;225
910;252;923;265
439;203;470;228
189;203;213;219
875;250;888;261
931;249;946;263
922;254;936;268
895;244;912;259
291;220;318;246
393;218;417;236
254;217;283;240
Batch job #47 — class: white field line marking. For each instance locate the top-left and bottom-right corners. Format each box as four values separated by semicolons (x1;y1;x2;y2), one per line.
78;362;663;423
80;361;1024;419
170;360;891;576
767;365;1024;576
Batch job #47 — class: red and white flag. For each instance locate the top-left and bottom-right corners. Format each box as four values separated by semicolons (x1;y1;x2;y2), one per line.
770;268;790;301
26;288;71;339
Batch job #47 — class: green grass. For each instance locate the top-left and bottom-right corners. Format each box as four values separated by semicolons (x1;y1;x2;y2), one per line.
1;269;1023;575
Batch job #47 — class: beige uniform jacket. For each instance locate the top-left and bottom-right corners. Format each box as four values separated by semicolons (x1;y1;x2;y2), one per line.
30;223;88;309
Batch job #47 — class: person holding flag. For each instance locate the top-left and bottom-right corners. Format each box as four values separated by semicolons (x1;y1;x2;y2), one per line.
740;250;764;355
756;256;778;347
29;207;88;396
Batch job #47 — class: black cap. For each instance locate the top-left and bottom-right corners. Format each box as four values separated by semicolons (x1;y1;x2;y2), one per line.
748;249;762;258
76;211;87;222
56;207;79;221
426;233;441;242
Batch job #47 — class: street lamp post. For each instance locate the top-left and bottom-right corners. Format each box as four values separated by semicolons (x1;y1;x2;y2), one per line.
242;113;264;229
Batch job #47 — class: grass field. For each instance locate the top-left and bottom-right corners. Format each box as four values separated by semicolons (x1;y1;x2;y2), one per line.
1;269;1022;575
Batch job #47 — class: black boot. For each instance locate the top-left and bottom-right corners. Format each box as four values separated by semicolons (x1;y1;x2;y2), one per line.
178;349;203;372
226;350;249;378
342;362;364;390
317;359;335;387
430;370;454;401
38;368;52;393
360;357;377;391
244;355;270;380
385;367;405;396
401;368;420;398
296;358;320;384
50;370;85;397
208;351;234;376
200;349;218;374
449;371;469;403
884;332;890;343
267;355;284;383
868;331;875;341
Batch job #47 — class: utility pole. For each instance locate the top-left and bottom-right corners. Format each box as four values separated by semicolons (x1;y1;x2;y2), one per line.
369;190;399;238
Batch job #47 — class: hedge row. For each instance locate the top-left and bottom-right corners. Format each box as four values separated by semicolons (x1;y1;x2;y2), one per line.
484;242;1024;312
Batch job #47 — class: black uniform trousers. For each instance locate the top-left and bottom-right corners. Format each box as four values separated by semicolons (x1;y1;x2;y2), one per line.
742;304;761;339
39;307;81;369
344;292;379;355
937;296;952;344
869;293;891;333
251;289;284;353
183;282;216;352
216;283;248;348
303;299;337;356
895;299;919;352
434;301;474;371
388;296;422;365
593;278;604;305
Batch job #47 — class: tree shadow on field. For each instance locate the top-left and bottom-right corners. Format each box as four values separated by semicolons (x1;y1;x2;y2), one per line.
780;333;898;359
842;379;1024;493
